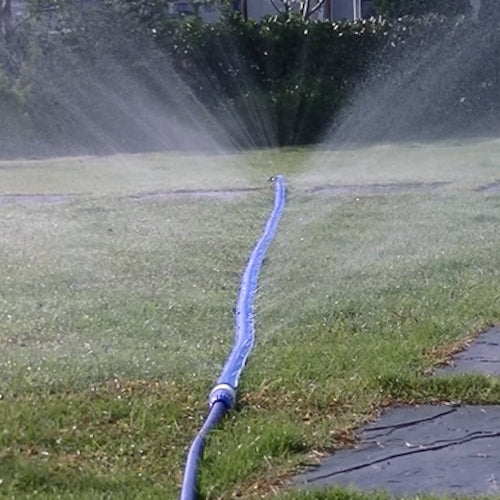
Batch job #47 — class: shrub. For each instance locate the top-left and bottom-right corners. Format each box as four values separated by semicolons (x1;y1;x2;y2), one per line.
162;14;386;146
373;0;471;18
1;3;498;157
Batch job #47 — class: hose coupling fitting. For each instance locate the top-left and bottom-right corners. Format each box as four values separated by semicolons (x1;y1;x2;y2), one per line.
209;383;236;410
269;174;283;183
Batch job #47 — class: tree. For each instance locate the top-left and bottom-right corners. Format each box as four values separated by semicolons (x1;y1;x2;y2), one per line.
478;0;499;23
267;0;326;20
0;0;12;39
0;0;20;79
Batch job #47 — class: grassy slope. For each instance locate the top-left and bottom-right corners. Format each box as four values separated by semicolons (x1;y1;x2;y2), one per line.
0;141;499;499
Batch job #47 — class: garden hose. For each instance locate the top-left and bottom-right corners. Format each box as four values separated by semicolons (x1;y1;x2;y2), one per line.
179;175;286;499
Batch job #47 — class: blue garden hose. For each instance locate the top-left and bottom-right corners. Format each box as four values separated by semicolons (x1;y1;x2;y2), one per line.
180;175;287;500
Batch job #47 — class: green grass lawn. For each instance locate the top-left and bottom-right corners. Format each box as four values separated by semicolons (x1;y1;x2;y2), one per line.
0;140;499;499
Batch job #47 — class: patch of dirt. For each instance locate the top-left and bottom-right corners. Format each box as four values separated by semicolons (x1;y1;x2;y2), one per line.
0;181;468;205
309;182;450;196
0;188;262;205
475;179;500;193
0;193;76;204
126;187;263;201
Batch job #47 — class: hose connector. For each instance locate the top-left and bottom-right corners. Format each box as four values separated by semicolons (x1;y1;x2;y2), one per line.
209;383;236;410
269;174;284;182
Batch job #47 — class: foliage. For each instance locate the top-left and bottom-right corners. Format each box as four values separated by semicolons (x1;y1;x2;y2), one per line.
0;4;390;155
6;1;195;156
0;66;32;155
477;0;500;22
0;1;498;157
373;0;471;18
136;12;387;147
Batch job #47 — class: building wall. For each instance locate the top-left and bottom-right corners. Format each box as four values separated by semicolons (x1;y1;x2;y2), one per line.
327;0;362;21
241;0;364;22
10;0;483;26
247;1;277;19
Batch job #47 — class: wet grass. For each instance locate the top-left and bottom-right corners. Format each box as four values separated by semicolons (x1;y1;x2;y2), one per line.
0;141;499;499
0;148;307;196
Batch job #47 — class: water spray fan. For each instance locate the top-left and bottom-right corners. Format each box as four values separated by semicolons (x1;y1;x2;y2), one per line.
180;175;287;499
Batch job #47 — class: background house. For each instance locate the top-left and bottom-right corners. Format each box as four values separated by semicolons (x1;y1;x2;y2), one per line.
325;0;364;20
233;0;370;21
7;0;483;30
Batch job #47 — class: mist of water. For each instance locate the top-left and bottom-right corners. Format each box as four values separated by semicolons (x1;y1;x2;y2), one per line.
2;5;499;392
1;3;281;169
255;9;500;354
296;11;500;184
336;18;497;141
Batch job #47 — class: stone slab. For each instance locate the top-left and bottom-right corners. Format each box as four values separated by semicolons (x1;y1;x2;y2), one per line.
296;326;500;496
296;404;500;496
437;326;500;376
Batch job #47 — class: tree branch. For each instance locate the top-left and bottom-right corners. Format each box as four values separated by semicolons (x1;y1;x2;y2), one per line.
305;0;326;19
269;0;286;14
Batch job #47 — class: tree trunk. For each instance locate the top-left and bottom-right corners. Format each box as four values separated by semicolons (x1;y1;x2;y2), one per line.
240;0;248;21
0;0;12;39
324;0;331;20
303;0;326;19
302;0;311;19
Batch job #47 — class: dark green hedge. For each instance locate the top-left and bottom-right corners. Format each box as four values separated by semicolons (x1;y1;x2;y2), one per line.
1;9;391;155
160;14;386;146
0;5;499;157
373;0;471;18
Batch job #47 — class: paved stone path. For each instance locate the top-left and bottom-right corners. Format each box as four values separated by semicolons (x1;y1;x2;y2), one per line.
438;326;500;377
295;326;500;496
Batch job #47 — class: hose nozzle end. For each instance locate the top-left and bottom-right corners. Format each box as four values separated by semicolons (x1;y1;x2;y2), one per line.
209;383;236;410
269;174;285;183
